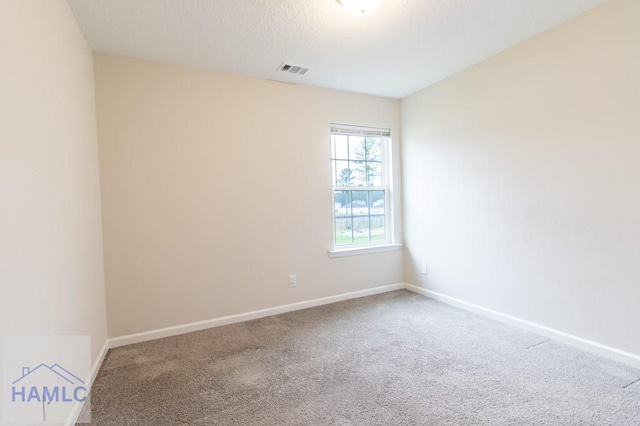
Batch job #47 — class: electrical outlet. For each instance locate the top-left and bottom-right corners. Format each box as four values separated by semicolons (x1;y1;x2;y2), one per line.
420;263;428;275
289;275;297;287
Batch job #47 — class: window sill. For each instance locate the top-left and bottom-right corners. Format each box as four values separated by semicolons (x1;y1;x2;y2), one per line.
328;243;403;258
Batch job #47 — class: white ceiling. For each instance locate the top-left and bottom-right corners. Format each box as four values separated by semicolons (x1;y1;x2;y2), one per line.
67;0;607;98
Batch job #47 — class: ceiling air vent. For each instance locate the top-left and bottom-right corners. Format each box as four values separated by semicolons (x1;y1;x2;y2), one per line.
277;62;311;76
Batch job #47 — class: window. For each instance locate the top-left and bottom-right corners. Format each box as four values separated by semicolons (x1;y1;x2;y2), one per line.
331;124;392;249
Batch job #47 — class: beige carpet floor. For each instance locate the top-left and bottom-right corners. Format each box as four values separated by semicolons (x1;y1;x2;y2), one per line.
79;290;640;425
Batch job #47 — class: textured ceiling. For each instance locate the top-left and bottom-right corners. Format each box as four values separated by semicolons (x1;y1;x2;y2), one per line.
67;0;607;98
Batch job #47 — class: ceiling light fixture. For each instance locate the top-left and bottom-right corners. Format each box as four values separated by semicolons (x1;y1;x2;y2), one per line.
338;0;383;16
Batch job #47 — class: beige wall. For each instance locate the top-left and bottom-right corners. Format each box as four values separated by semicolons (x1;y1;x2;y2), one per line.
0;1;108;361
402;0;640;355
94;55;403;338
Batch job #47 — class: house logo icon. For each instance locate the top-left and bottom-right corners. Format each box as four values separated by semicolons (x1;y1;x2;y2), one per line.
11;363;87;404
2;336;91;423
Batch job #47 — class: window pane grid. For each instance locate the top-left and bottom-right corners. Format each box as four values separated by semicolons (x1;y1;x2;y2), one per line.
331;127;390;248
334;190;385;246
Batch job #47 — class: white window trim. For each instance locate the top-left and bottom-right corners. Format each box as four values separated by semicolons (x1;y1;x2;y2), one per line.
328;243;403;258
329;124;398;255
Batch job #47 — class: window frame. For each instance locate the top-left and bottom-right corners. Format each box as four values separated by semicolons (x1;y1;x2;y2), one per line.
330;124;395;253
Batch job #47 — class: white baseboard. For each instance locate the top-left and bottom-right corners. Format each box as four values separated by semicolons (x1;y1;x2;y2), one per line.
109;283;406;348
405;283;640;369
88;280;639;407
66;338;110;425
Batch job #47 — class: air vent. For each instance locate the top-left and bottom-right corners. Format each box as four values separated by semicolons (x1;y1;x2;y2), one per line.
277;62;311;76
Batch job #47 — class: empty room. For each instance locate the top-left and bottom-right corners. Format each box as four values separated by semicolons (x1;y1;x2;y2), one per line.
1;0;639;424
